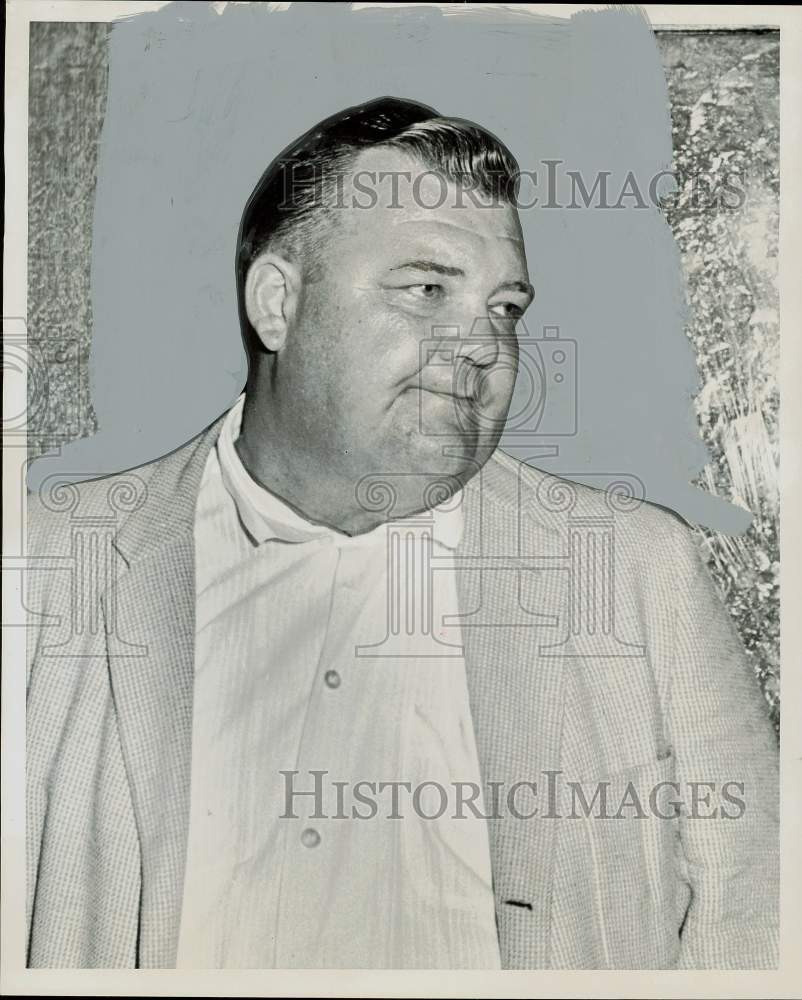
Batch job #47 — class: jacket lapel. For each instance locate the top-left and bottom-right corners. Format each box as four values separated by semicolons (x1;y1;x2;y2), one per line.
457;456;569;969
104;415;226;968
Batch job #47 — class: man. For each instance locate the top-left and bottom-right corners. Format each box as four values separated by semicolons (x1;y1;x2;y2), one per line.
25;97;779;969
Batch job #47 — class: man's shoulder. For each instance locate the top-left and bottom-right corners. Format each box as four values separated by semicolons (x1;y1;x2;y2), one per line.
28;457;157;524
26;419;222;554
484;448;697;555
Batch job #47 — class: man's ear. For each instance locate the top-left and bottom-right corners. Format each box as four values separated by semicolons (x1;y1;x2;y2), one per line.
244;252;300;352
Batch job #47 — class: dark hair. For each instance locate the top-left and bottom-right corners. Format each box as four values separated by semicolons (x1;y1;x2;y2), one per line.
236;96;520;351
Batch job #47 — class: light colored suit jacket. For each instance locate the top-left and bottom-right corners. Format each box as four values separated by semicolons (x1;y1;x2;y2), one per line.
25;413;779;969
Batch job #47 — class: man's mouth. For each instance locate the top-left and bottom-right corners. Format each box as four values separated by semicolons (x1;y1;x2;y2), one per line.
415;385;473;402
406;373;480;402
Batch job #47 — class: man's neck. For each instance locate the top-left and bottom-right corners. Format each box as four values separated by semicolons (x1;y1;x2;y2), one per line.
235;392;463;537
235;391;395;536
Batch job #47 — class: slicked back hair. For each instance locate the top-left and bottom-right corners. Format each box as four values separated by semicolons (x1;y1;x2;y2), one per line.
236;96;521;354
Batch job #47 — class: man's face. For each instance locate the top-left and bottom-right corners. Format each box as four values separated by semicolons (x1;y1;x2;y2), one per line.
281;146;533;488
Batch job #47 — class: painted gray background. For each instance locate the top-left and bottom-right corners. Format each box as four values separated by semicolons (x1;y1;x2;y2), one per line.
27;2;740;528
25;7;779;725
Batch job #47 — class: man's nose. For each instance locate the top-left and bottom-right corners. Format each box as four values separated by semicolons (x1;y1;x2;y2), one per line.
454;316;501;369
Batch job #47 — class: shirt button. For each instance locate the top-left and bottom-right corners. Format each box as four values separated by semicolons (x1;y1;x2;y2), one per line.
324;669;341;689
300;827;321;848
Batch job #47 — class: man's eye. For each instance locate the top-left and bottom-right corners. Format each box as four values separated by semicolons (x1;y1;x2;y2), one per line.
489;302;524;320
405;283;444;301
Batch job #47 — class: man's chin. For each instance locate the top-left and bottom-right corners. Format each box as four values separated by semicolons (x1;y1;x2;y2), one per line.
399;429;500;483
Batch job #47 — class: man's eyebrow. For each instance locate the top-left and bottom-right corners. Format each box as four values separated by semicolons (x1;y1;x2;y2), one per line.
493;279;535;298
389;259;465;277
388;260;534;298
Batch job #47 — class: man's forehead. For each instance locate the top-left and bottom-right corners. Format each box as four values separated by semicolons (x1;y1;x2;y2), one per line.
343;145;522;241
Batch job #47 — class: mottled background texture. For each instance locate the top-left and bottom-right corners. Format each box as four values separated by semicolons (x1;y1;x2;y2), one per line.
27;23;780;730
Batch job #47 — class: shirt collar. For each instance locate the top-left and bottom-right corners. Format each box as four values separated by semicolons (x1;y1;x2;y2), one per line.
216;394;464;551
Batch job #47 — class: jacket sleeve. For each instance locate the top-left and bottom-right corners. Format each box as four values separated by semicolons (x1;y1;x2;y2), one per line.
25;494;51;951
25;488;142;968
665;523;779;969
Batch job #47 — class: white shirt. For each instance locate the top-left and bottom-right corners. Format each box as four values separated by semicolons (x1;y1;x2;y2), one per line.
176;394;501;969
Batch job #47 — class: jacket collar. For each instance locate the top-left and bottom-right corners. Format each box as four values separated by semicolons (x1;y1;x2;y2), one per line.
112;412;228;566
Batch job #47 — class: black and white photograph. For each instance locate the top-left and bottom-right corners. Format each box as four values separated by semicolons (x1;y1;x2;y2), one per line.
2;2;800;996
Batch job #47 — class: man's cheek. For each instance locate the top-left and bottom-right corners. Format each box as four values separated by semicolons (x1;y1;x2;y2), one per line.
376;306;433;353
475;365;516;410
